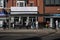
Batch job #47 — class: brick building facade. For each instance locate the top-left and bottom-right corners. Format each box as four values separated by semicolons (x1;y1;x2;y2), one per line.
0;0;60;29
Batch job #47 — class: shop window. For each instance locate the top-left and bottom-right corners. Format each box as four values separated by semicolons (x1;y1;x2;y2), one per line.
14;17;19;22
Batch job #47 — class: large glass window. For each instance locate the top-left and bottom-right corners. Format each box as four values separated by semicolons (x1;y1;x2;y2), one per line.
45;0;60;6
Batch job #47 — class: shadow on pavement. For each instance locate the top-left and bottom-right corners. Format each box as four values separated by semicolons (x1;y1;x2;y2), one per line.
16;36;42;40
0;36;6;38
41;31;56;37
53;38;60;40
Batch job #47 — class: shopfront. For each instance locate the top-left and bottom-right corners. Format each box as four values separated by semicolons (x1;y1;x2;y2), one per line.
10;15;37;29
45;14;60;28
11;7;38;29
0;11;9;28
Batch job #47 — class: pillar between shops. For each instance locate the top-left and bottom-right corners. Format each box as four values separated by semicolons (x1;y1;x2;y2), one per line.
26;16;29;26
50;18;53;28
9;16;11;29
36;16;38;29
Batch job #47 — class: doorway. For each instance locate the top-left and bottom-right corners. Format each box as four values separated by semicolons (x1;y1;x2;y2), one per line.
29;17;36;29
53;18;60;28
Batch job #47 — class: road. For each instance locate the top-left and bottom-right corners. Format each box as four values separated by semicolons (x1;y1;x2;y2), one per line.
42;31;60;40
0;32;60;40
0;29;60;40
0;33;41;40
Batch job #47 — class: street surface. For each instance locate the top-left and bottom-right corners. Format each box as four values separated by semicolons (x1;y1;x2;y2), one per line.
0;28;60;40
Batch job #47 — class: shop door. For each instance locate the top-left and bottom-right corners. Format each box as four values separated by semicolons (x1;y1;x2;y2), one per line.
29;17;36;29
53;18;60;28
22;17;27;26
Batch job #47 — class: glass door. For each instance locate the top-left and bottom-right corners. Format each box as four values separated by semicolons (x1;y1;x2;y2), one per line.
22;17;27;26
29;17;36;29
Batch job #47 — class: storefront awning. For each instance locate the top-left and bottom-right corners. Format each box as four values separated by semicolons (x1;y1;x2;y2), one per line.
11;11;37;14
44;14;60;18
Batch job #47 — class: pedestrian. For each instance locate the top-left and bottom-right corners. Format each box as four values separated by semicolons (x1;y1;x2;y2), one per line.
31;22;34;29
35;21;38;32
55;20;59;30
36;21;38;29
3;20;6;30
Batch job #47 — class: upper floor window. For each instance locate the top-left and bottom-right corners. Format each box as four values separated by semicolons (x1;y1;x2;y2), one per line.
30;3;34;6
45;0;60;6
17;1;25;7
0;0;4;8
29;1;34;6
0;0;8;8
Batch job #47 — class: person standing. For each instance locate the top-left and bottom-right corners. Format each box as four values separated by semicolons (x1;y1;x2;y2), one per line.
36;21;38;29
3;20;6;30
55;20;59;30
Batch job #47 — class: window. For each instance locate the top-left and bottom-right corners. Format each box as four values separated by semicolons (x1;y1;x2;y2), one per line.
0;0;4;8
29;1;34;6
14;17;19;22
45;0;60;6
17;1;25;7
4;0;8;8
55;0;60;5
0;0;8;8
45;0;50;5
50;0;55;5
30;3;34;6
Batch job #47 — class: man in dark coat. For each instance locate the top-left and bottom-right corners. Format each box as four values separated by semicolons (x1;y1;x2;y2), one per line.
3;20;6;29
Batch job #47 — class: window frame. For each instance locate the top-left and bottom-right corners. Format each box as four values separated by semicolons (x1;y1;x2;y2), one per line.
0;0;4;8
17;1;25;7
45;0;60;6
29;1;34;6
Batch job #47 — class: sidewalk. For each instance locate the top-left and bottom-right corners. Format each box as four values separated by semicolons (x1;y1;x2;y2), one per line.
0;28;57;33
0;28;60;37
